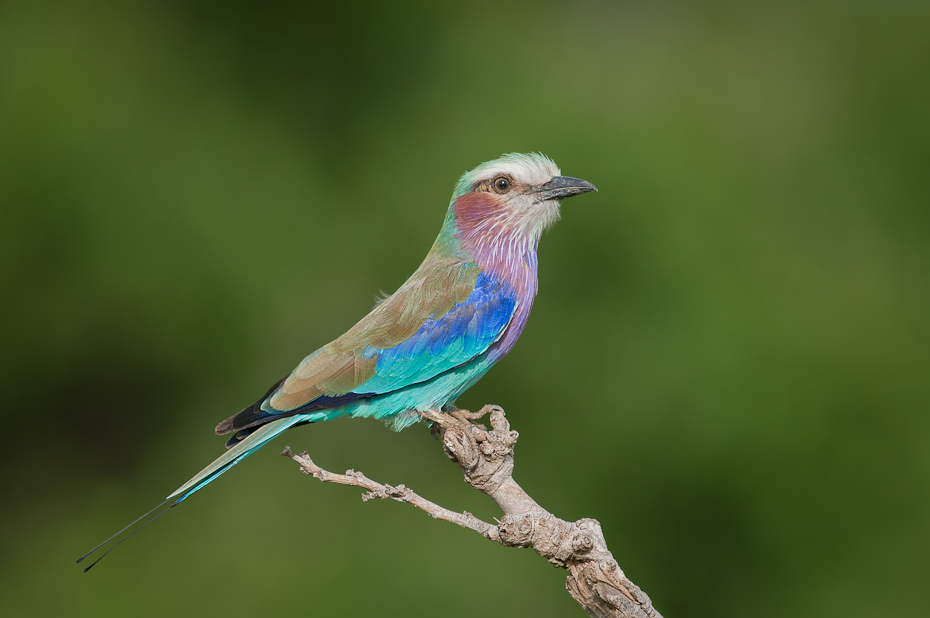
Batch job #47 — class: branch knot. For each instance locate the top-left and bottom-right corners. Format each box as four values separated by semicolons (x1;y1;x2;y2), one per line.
423;405;517;494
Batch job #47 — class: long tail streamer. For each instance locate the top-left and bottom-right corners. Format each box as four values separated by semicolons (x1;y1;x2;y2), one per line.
76;414;309;571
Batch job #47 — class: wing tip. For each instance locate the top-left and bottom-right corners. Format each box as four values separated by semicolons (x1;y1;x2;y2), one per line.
215;417;234;435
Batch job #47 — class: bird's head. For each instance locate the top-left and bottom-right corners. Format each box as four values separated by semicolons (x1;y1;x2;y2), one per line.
447;153;597;248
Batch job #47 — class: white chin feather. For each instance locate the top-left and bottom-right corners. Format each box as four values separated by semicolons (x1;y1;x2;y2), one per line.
520;200;561;237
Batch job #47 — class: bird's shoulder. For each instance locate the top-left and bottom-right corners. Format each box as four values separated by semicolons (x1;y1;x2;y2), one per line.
335;255;483;352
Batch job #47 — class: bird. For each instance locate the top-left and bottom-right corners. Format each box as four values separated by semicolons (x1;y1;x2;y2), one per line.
77;152;596;570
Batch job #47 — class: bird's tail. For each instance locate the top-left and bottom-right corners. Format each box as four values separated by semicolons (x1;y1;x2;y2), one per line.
167;413;309;502
76;413;310;572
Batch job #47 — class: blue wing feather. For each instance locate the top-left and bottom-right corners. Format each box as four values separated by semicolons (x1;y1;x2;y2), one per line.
351;271;517;395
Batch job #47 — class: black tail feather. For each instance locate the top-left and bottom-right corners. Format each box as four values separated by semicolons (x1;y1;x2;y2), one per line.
76;498;179;572
215;376;287;436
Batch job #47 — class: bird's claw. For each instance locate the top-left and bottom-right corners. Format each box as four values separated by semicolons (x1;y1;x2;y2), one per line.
451;404;501;423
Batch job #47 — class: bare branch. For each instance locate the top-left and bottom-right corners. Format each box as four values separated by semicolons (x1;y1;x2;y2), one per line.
282;405;661;618
281;447;497;540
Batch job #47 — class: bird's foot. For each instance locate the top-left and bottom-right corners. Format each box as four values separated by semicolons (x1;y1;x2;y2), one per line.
419;406;517;486
420;403;510;430
421;404;502;432
450;404;501;424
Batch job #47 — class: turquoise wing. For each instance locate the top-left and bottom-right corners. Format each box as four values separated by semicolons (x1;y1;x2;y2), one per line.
351;270;517;394
219;263;518;435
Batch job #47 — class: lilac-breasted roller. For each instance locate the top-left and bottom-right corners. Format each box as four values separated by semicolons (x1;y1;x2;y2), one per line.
78;153;596;569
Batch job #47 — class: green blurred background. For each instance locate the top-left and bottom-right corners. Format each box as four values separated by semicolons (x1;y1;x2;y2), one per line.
2;1;928;616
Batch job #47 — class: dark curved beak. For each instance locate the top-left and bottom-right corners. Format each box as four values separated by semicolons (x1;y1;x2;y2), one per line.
532;176;598;203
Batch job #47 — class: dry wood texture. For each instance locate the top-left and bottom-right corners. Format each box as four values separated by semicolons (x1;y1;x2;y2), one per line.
282;405;661;618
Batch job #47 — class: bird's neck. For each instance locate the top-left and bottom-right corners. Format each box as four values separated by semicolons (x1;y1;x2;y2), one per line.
442;192;540;300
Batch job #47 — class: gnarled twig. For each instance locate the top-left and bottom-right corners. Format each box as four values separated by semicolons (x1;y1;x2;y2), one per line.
282;405;661;618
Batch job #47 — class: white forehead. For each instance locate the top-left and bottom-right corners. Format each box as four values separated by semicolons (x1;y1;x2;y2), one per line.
458;152;561;192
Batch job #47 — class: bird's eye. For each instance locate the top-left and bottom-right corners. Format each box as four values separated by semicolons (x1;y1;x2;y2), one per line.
493;176;511;194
